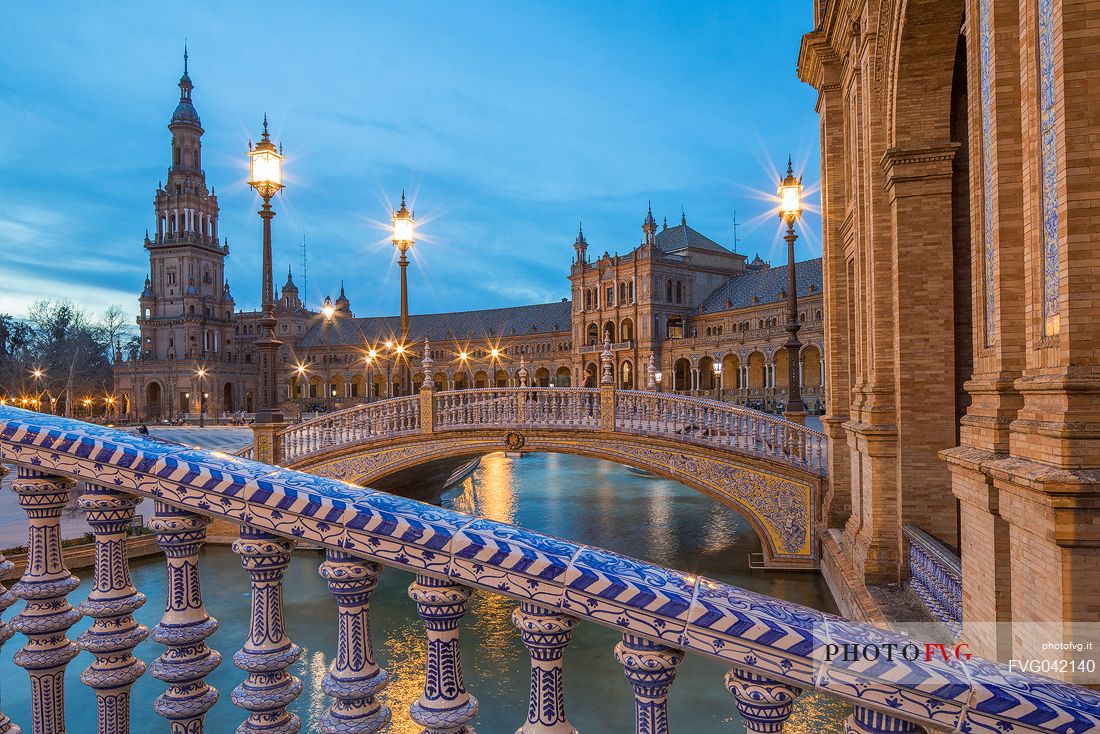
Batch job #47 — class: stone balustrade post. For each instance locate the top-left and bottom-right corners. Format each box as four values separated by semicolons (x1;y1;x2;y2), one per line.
232;526;303;734
614;633;683;734
318;550;390;734
600;337;616;432
150;502;221;734
77;486;149;734
724;668;801;733
9;468;82;734
844;706;920;734
512;603;579;734
0;466;19;734
421;339;436;434
408;574;478;734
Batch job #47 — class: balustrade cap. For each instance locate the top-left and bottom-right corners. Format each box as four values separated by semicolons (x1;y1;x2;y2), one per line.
0;404;1097;734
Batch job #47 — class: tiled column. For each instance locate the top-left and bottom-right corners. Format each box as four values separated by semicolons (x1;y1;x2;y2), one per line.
0;467;19;734
724;668;801;733
77;486;149;734
150;502;221;734
232;526;302;734
318;550;390;734
408;575;478;734
512;603;579;734
9;469;81;734
614;633;683;734
844;706;919;734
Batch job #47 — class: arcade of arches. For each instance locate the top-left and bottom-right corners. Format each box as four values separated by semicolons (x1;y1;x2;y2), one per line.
800;0;1100;673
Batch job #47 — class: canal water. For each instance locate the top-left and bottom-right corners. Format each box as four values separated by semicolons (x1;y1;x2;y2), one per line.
0;452;847;733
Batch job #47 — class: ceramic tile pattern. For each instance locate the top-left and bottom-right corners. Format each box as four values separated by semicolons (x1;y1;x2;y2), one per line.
2;405;1099;734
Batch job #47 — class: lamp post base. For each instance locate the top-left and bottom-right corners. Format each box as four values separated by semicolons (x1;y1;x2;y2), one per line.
783;410;808;426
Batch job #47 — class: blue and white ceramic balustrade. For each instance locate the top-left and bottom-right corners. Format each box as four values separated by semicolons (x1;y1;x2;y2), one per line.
0;405;1097;734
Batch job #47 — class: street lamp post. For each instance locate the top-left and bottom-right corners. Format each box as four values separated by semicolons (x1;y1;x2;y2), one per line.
195;367;208;428
392;193;415;395
713;361;723;402
247;115;285;425
778;157;807;424
654;370;663;393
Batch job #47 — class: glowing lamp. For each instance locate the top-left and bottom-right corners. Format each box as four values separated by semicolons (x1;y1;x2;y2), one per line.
384;341;394;350
778;157;803;224
712;362;722;375
247;116;284;200
368;348;378;359
322;303;335;320
490;348;500;359
395;344;405;355
392;191;414;253
655;371;663;384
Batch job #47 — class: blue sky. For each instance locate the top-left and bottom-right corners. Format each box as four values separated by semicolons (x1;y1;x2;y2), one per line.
0;2;820;319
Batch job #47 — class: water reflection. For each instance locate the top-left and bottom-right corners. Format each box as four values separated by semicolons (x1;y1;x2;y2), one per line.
0;451;846;733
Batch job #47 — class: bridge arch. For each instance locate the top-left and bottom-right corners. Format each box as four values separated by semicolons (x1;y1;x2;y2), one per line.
268;389;826;568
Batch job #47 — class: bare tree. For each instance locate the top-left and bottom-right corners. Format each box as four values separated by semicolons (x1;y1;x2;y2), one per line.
99;305;132;356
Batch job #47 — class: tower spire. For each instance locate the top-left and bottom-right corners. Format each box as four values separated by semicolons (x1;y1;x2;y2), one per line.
642;201;658;245
183;40;188;74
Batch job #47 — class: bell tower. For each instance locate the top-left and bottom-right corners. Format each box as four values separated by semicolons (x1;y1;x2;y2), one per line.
138;49;233;365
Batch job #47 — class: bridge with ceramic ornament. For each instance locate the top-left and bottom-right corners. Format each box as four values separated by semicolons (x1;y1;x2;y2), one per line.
0;405;1097;734
244;384;828;568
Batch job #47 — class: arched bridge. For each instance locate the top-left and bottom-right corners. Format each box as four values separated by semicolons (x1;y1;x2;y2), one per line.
246;388;826;568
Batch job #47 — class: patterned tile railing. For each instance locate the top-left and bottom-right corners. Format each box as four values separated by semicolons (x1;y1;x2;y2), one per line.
1;406;1096;734
269;387;825;475
904;525;963;637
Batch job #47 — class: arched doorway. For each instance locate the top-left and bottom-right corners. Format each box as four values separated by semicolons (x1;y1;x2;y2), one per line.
474;371;489;389
699;356;715;390
584;362;598;388
603;321;616;343
145;382;163;420
494;370;509;387
747;352;766;390
722;354;740;389
620;318;634;343
586;323;599;346
555;366;571;386
223;382;234;413
619;360;633;389
774;348;790;391
454;372;468;390
534;367;551;387
673;358;690;392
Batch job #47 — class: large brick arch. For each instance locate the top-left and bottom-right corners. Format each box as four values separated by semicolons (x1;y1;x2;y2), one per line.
289;429;822;568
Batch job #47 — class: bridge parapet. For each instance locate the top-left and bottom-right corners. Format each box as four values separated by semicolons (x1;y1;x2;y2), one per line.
0;406;1096;734
261;388;826;476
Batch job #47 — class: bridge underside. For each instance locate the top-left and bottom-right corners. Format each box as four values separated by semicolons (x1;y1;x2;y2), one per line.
289;428;822;568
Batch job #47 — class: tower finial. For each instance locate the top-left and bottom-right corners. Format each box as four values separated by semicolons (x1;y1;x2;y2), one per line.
681;206;687;226
786;155;794;177
183;40;188;74
401;190;406;207
262;113;269;140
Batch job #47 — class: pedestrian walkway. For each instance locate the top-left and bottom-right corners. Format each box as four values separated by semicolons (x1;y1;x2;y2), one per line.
0;426;253;548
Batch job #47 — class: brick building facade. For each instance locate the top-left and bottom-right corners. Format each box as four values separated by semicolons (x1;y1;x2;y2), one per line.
799;0;1100;677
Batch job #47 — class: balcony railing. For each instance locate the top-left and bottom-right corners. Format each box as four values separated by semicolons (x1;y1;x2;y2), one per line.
579;340;633;354
0;406;1095;734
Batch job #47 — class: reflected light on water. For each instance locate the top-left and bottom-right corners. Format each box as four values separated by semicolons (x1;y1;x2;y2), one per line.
449;453;517;523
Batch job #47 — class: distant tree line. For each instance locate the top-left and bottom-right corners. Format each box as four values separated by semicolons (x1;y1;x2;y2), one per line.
0;300;137;417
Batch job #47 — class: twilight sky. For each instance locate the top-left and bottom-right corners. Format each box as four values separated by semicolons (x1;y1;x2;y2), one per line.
0;2;820;320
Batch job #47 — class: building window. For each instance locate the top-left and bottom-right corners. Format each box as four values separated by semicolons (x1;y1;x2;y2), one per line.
606;287;613;306
675;281;683;304
666;280;673;301
666;317;684;340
